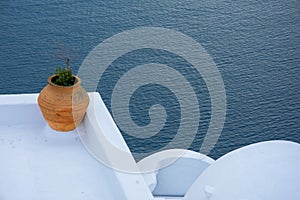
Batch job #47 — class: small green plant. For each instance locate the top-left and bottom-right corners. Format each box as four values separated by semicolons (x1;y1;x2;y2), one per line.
53;65;75;86
52;46;76;86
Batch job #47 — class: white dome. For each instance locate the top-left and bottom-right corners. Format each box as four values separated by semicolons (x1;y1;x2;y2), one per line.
184;140;300;200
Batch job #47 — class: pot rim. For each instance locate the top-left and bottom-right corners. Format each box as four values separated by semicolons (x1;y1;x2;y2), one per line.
48;74;81;88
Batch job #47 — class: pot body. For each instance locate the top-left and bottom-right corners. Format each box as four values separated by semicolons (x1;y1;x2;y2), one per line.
38;75;89;132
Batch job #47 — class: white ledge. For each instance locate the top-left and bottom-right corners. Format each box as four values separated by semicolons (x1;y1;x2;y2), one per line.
0;92;153;200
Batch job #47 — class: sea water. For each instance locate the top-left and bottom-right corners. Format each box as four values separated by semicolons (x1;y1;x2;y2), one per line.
0;0;299;159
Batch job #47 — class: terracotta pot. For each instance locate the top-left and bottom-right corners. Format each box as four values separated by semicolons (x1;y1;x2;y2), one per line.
38;75;89;132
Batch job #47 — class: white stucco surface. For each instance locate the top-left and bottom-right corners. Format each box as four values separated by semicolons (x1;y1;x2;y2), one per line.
138;149;214;196
184;140;300;200
0;93;153;200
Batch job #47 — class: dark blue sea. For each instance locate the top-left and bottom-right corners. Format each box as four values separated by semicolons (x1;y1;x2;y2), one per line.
1;0;299;160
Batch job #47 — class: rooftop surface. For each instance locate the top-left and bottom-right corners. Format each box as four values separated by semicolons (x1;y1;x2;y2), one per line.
0;93;153;200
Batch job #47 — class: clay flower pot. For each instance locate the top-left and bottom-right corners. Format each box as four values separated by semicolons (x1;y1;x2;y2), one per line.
38;75;89;132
